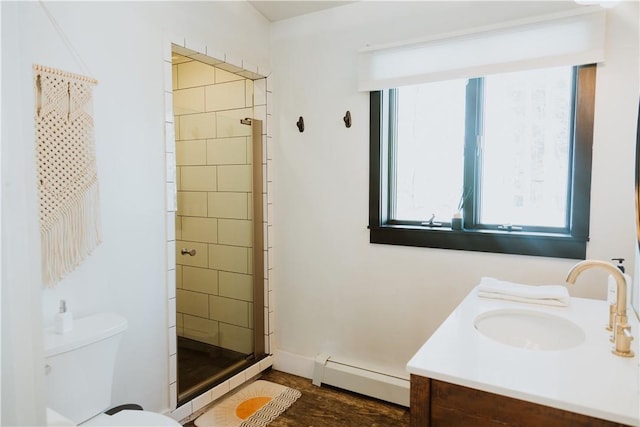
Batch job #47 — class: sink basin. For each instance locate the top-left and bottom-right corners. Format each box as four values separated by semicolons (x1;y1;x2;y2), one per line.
474;309;585;351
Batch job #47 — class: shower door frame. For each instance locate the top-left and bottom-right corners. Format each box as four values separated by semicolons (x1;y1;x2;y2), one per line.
251;118;266;358
163;36;273;418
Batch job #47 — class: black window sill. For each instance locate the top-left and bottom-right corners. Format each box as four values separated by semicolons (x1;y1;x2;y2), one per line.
369;225;587;259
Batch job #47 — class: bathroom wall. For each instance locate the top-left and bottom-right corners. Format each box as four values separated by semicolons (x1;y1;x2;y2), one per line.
173;54;258;354
1;2;269;425
269;1;640;380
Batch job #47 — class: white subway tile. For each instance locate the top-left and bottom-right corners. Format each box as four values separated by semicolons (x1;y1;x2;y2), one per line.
176;265;183;289
173;87;206;115
169;353;177;386
177;60;215;89
228;371;246;391
169;382;177;411
219;323;253;354
264;334;271;355
182;265;218;294
206;137;247;165
167;240;176;270
165;122;175;153
205;81;246;112
166;152;176;183
216;108;253;138
169;298;176;327
180;112;217;140
190;52;223;67
208;192;248;219
167;269;176;299
219;271;252;301
209;295;249;327
211;381;230;401
254;78;267;105
183;318;219;346
266;91;273;114
176;139;207;166
170;401;192;423
254;105;267;124
167;212;176;241
192;389;213;412
164;92;174;124
168;326;177;356
215;67;244;84
260;355;274;371
164;61;173;91
217;165;252;192
176;289;209;318
177;191;207;217
245;362;261;380
268;311;275;335
245;80;254;108
218;219;252;247
181;216;218;243
172;64;178;91
180;166;217;192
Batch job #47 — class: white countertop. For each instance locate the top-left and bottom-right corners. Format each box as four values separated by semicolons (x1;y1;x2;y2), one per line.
407;287;640;426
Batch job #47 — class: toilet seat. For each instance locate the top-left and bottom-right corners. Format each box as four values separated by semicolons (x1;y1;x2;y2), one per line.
83;410;181;426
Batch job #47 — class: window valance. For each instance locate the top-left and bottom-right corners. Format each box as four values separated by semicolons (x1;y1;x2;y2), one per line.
357;8;606;91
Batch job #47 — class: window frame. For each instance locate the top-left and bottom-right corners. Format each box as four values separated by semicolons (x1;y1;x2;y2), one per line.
369;64;596;259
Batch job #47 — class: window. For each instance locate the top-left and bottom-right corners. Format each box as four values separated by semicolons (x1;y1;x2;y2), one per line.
369;64;596;259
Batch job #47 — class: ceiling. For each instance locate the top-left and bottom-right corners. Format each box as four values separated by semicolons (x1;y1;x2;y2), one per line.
248;1;354;22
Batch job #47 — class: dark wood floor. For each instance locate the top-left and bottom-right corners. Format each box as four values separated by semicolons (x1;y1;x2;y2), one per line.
185;369;410;427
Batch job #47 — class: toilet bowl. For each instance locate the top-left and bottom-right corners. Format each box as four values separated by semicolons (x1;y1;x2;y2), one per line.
44;312;181;427
48;407;180;427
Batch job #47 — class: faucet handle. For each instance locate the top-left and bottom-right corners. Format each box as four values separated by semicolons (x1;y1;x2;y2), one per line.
612;322;634;358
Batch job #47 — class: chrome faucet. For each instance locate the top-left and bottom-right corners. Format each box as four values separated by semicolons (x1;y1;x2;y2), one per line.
566;260;634;357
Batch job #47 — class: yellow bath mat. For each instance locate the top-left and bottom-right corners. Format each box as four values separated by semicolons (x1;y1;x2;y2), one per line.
194;380;301;427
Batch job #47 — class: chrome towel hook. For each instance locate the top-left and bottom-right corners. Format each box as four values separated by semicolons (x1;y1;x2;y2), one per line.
181;248;196;256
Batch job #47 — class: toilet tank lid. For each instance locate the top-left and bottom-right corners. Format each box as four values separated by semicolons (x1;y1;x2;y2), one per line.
44;312;128;358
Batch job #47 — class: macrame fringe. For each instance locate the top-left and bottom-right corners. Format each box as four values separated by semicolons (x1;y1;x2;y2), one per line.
41;181;102;287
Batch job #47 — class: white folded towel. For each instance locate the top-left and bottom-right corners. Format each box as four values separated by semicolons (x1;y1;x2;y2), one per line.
477;277;570;307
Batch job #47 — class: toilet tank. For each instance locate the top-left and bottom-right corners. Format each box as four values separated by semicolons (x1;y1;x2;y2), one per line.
44;312;128;425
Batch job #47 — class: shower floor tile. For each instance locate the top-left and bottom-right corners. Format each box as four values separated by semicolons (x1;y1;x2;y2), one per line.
177;336;249;403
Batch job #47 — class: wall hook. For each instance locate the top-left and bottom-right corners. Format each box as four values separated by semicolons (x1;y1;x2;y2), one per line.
343;110;352;128
296;116;305;133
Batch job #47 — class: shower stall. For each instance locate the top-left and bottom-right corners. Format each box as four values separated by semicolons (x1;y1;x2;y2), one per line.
171;52;266;405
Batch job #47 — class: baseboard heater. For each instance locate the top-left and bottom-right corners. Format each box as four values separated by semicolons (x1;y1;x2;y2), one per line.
312;353;410;407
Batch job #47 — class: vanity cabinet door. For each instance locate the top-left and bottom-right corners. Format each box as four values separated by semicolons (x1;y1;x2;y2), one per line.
410;375;631;427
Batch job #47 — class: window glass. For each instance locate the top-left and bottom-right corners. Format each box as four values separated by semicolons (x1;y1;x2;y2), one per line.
395;80;467;222
481;67;573;227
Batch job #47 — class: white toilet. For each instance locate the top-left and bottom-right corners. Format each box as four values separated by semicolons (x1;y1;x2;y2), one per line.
44;312;181;426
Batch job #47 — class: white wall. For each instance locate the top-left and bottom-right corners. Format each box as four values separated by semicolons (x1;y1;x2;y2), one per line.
269;1;640;379
1;2;269;425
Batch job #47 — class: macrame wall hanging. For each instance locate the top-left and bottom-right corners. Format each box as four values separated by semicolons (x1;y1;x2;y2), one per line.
34;64;101;287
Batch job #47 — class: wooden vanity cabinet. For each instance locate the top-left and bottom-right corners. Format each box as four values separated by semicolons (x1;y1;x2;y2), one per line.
410;374;632;427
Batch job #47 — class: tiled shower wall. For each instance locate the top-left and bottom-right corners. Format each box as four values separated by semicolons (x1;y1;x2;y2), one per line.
172;54;258;354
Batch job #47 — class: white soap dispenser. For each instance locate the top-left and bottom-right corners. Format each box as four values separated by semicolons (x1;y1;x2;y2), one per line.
54;299;73;334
